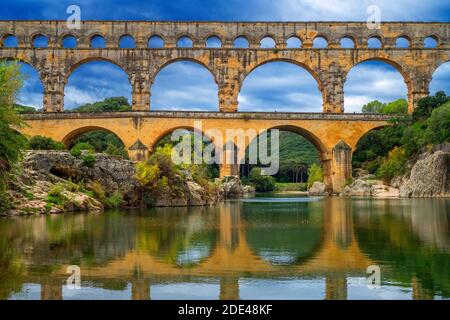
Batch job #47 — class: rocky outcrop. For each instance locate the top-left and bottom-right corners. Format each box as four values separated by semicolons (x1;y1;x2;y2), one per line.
399;150;450;198
341;179;399;198
4;151;223;215
218;175;255;198
308;181;328;196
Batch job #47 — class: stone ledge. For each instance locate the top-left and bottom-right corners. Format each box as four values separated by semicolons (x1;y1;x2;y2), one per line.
21;111;394;121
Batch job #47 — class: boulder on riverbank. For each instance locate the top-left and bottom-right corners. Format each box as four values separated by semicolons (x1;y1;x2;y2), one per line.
399;150;450;198
341;178;399;198
308;181;328;196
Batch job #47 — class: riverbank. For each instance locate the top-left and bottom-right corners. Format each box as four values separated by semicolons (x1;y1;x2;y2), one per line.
2;151;249;216
308;146;450;198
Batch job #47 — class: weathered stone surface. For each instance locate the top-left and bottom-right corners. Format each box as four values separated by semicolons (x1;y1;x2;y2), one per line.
308;181;328;196
341;179;399;197
219;176;245;198
400;151;450;198
1;20;447;113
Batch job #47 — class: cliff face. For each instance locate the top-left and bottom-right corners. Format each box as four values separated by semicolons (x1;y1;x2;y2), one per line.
399;150;450;198
4;151;221;216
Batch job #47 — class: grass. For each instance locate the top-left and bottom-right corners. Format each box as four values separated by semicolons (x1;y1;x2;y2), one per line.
275;182;307;192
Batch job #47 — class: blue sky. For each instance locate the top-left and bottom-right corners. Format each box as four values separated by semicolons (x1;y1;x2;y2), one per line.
3;0;449;112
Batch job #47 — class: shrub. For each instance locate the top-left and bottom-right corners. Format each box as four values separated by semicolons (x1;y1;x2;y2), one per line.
47;184;67;206
426;101;450;145
249;167;276;192
70;142;95;157
104;191;123;208
105;142;129;159
87;181;106;202
376;146;408;182
307;163;323;189
82;154;96;167
26;135;65;150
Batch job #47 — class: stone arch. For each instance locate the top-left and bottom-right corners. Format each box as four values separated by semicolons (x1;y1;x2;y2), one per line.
89;33;106;48
149;125;217;152
429;60;450;94
367;34;384;48
205;35;222;48
286;35;302;48
395;35;410;48
65;56;128;83
233;35;250;48
176;35;194;48
238;124;327;187
148;34;165;48
153;57;218;85
1;34;18;47
119;34;136;48
312;35;328;48
424;35;439;48
340;35;357;48
259;35;276;48
61;34;77;48
345;57;411;90
61;125;127;148
32;34;48;48
238;58;323;96
344;58;410;113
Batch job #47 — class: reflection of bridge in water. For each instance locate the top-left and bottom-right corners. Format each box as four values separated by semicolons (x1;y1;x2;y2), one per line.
24;197;440;300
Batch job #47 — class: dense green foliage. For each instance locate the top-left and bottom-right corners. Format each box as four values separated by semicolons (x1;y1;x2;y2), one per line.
136;144;217;201
26;135;65;150
354;92;450;181
362;98;408;114
249;167;276;192
68;96;131;113
307;163;324;188
71;130;129;159
13;103;38;114
0;62;26;211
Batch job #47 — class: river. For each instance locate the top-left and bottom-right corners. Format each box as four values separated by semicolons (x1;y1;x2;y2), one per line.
0;195;449;300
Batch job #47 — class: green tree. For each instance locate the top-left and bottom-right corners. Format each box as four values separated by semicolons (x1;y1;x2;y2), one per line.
69;96;131;113
249;167;276;192
27;135;65;150
376;146;408;182
412;91;449;121
307;163;323;188
70;142;95;157
426;101;450;145
0;61;26;211
362;100;385;113
382;99;408;114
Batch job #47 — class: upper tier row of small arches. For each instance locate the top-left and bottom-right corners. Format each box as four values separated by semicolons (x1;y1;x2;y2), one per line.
0;33;442;49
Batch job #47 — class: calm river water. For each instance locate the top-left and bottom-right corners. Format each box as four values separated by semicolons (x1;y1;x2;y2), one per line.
1;195;449;300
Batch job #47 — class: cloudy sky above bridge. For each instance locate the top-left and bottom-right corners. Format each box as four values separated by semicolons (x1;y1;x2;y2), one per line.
3;0;450;112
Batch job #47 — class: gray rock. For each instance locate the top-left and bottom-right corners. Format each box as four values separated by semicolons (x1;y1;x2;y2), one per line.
340;179;373;196
308;181;328;196
219;176;244;198
399;151;450;198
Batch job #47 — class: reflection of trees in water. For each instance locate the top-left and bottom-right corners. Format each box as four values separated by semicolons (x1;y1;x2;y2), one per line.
0;232;25;299
242;200;324;265
135;207;219;267
354;198;450;298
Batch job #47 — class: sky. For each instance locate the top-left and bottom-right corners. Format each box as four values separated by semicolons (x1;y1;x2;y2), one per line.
2;0;449;112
